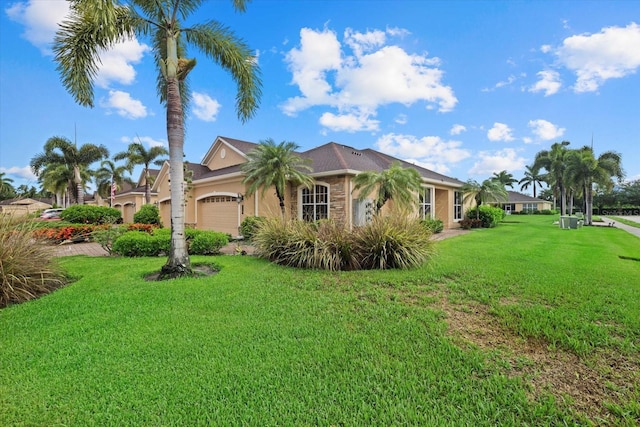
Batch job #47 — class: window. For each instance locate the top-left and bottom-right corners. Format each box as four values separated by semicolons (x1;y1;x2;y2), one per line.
419;187;433;219
522;203;537;213
301;184;328;221
454;191;463;221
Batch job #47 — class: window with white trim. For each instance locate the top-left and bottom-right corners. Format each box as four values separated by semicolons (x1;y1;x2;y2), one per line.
301;184;328;221
419;187;433;219
522;203;538;212
454;191;463;221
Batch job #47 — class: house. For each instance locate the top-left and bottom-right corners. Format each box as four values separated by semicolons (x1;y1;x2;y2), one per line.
0;198;52;216
500;191;552;214
151;136;467;236
111;169;160;223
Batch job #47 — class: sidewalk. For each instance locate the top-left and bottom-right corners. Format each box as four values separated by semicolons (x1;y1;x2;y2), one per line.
599;216;640;239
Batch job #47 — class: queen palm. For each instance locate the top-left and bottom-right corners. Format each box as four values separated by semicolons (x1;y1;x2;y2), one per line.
242;139;314;218
352;162;424;215
518;165;546;198
95;160;136;206
114;142;168;204
39;163;75;207
461;178;508;219
54;0;262;277
30;136;108;205
533;141;571;215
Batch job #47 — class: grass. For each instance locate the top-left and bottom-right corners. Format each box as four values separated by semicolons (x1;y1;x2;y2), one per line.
607;216;640;229
1;215;639;425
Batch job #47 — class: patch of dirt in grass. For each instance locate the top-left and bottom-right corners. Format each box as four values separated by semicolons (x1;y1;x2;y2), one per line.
144;263;218;281
437;297;640;424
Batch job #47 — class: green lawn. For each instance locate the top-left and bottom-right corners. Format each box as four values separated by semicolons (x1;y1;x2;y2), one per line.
1;215;639;426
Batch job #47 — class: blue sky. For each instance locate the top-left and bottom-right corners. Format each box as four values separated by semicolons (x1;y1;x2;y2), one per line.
1;0;639;193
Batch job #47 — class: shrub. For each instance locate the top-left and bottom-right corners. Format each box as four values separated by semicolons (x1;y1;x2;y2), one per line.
465;205;505;228
1;216;68;308
33;224;103;243
189;231;229;255
459;218;482;229
421;218;444;233
112;231;163;257
91;225;128;255
127;223;157;234
61;205;121;224
239;216;264;240
133;204;162;226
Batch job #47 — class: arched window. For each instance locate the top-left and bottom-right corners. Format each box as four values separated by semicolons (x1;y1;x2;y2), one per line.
300;184;329;221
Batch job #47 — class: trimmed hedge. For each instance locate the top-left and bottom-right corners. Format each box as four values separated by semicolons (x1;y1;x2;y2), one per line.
112;228;228;257
133;204;162;226
60;205;121;224
465;205;505;228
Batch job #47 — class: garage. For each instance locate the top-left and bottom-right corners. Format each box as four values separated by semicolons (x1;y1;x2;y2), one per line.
123;203;135;223
198;195;240;236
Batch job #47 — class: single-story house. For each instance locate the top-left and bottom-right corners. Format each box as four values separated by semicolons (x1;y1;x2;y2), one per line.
0;198;53;216
152;136;468;236
500;191;552;214
111;169;160;223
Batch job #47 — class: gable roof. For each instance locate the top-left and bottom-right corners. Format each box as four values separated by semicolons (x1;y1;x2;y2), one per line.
0;197;51;206
507;191;548;203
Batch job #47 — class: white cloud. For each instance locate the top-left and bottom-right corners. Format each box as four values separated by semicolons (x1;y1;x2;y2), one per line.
319;112;379;133
5;0;69;53
528;119;565;141
100;90;147;119
192;92;221;122
487;122;515;142
94;39;150;88
120;136;166;148
555;22;640;92
282;26;457;131
0;165;37;181
529;70;562;96
375;133;471;174
468;148;527;176
450;124;466;135
540;44;552;54
394;114;408;125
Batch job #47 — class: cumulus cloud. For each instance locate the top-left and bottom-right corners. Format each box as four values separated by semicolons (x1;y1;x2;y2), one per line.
100;90;147;119
5;0;69;53
554;22;640;92
528;119;565;141
487;123;515;142
450;124;467;135
319;112;380;132
94;40;150;88
529;70;562;96
121;135;166;148
468;148;527;176
0;165;37;181
282;27;457;133
375;133;471;174
192;92;221;122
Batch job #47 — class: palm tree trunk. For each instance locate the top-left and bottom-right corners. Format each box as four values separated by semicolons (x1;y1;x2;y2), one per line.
145;169;151;204
586;183;594;225
74;165;84;205
161;35;191;278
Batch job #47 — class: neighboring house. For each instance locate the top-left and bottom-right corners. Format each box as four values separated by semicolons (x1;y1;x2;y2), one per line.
499;191;552;214
0;198;52;216
152;136;467;236
112;169;160;223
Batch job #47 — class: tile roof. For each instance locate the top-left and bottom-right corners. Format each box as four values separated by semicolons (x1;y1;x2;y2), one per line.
507;191;548;203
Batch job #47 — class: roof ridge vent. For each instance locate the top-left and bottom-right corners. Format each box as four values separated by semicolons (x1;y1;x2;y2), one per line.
351;150;362;156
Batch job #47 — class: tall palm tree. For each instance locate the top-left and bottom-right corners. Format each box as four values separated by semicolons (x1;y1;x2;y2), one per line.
461;178;508;219
30;136;108;205
95;160;136;206
566;146;624;225
352;162;424;215
242;139;314;218
533;141;571;215
39;163;76;207
518;165;546;198
114;142;168;204
54;0;262;278
492;170;517;188
0;173;15;199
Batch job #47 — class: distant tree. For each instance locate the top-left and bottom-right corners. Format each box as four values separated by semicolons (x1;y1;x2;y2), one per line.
114;142;168;204
518;165;546;198
242;139;314;218
0;173;15;200
492;170;517;188
54;0;262;278
352;162;424;215
533;141;571;215
94;160;136;206
461;178;508;219
620;179;640;206
30;136;108;205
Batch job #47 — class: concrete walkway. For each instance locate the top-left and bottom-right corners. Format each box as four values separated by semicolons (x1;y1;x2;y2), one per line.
599;216;640;239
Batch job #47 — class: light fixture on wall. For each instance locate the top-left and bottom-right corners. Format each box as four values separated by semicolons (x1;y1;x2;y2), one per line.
237;193;244;204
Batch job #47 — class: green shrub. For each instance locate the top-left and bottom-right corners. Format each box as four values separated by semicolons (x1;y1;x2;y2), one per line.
112;231;163;257
61;205;121;224
133;204;162;226
189;231;229;255
91;225;128;255
239;216;264;240
459;218;482;229
465;205;505;228
1;216;68;307
421;218;444;233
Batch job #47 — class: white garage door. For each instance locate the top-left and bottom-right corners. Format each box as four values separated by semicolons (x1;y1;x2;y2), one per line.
199;195;239;235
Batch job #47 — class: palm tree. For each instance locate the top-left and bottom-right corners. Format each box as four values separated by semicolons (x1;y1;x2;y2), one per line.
95;160;136;206
114;142;168;204
54;0;262;278
242;139;314;218
533;141;571;215
352;162;424;215
566;146;624;225
30;136;108;205
461;178;508;219
0;173;15;199
39;163;76;207
492;170;517;188
518;165;546;198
